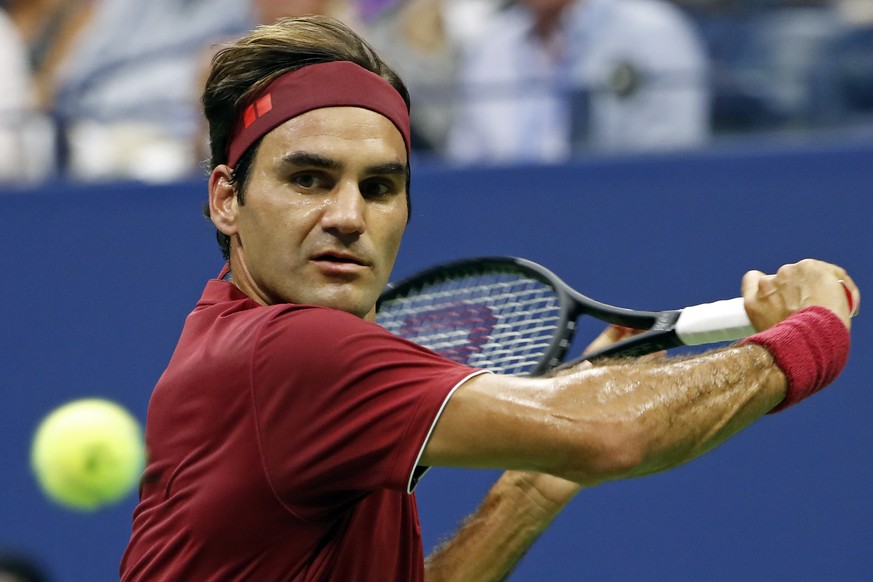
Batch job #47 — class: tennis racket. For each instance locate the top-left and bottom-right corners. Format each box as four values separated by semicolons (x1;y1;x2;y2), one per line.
376;256;756;376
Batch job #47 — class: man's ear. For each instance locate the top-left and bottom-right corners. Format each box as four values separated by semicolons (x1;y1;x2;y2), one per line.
208;165;239;237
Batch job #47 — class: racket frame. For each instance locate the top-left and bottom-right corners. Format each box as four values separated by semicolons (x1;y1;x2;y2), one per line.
378;256;686;375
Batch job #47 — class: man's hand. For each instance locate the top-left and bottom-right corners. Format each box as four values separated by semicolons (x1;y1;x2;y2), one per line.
742;259;859;331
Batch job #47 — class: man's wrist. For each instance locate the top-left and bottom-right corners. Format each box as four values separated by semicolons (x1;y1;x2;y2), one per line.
740;306;850;413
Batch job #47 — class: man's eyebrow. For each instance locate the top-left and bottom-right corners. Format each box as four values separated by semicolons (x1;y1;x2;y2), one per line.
281;152;408;179
281;152;341;170
367;162;409;180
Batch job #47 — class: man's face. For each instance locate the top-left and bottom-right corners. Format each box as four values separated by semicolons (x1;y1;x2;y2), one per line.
216;106;409;319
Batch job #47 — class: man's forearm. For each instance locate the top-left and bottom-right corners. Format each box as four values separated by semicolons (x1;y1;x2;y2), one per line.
557;343;787;481
422;346;782;581
426;304;850;489
425;470;580;582
425;343;788;485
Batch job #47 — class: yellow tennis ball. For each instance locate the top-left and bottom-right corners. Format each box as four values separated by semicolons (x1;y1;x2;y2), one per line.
30;398;145;511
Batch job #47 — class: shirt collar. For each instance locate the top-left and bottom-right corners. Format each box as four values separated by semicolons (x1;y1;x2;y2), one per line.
197;265;250;307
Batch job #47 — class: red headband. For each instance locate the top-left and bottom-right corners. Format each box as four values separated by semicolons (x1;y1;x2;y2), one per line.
226;61;410;167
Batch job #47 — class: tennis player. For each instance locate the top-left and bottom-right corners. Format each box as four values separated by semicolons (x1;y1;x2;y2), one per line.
120;15;859;581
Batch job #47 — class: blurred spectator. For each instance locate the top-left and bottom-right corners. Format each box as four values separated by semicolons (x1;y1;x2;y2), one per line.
253;0;359;24
676;1;856;133
0;4;54;183
723;1;842;129
838;0;873;25
51;0;253;183
446;0;710;164
357;0;400;21
364;0;502;152
0;551;48;582
811;0;873;123
5;0;96;111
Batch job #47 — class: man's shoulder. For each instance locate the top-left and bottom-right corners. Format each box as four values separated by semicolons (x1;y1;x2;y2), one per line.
200;296;366;331
190;283;360;338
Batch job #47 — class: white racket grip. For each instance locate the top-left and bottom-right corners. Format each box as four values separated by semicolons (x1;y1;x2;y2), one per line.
675;297;757;346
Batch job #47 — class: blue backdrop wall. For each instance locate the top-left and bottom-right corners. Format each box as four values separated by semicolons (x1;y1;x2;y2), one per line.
1;139;871;581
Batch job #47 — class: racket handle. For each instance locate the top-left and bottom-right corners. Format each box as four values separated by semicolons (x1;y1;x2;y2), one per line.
675;297;756;346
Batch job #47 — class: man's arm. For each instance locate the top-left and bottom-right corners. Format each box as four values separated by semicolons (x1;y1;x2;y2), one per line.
424;341;785;484
422;345;779;581
418;261;856;581
425;470;580;582
424;325;652;581
421;259;856;484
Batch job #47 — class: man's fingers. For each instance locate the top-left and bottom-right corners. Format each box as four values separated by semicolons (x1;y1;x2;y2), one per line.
744;270;781;304
583;325;635;356
835;272;860;317
741;270;765;298
743;261;859;330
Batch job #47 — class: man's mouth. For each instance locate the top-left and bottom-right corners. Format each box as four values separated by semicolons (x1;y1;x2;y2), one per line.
310;252;369;268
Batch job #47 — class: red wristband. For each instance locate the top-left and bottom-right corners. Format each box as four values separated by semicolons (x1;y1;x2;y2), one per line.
739;306;851;413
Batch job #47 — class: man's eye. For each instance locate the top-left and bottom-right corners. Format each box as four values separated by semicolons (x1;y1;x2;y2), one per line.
291;173;320;189
360;180;392;198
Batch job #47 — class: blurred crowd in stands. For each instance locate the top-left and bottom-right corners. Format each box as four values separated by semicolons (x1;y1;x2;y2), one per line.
2;0;873;185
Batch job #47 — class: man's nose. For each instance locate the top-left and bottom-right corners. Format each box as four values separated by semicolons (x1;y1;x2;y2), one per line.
320;182;366;235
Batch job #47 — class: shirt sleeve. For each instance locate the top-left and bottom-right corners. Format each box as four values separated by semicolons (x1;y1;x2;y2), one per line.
249;305;483;521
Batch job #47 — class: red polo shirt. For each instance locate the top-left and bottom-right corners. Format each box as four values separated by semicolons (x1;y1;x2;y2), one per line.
121;277;484;581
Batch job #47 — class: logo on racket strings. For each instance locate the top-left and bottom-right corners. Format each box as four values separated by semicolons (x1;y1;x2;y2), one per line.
398;302;496;365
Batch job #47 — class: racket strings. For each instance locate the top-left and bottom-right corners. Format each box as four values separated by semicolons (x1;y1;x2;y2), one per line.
377;271;563;375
